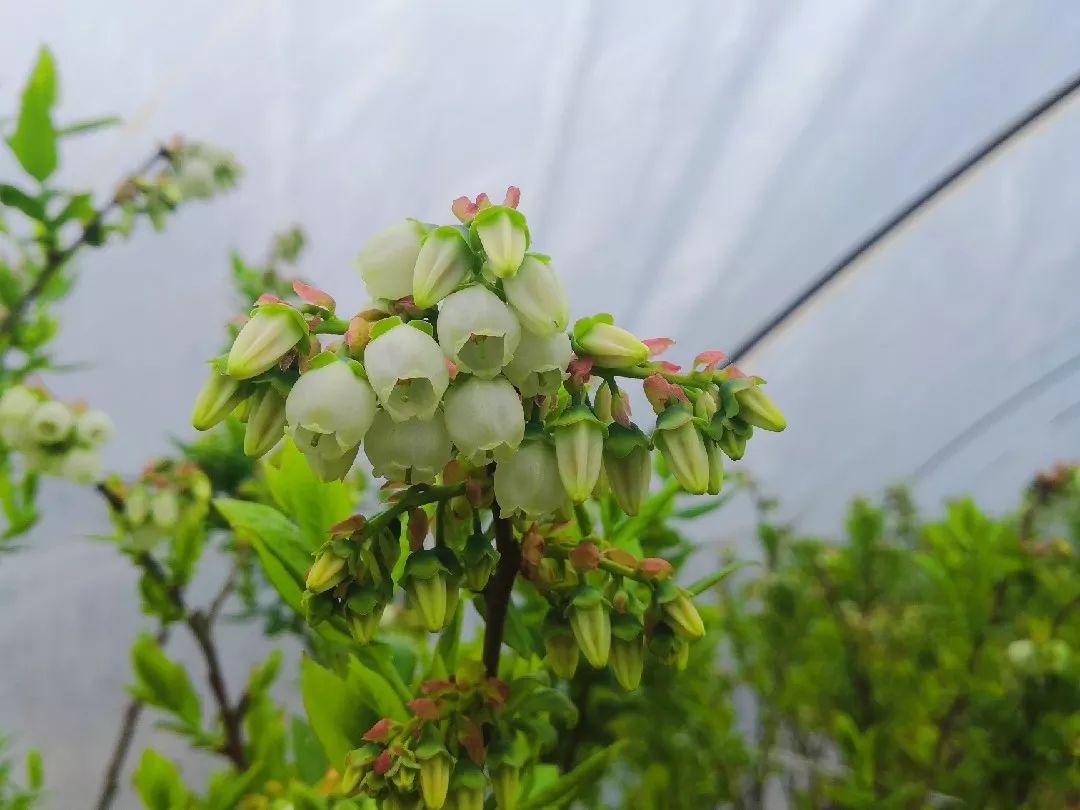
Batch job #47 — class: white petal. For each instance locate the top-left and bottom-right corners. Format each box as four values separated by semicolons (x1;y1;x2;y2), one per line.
437;286;520;378
443;377;524;462
364;325;450;421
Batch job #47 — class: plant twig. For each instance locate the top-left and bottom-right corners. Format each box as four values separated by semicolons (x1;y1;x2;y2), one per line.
0;146;170;343
482;504;521;678
93;625;171;810
187;610;248;769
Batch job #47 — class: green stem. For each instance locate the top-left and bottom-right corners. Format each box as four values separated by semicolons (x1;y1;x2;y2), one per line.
312;317;350;335
594;363;720;389
545;542;647;583
573;502;594;537
367;483;466;534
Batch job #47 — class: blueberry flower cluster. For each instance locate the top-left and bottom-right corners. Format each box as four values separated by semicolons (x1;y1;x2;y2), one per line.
0;384;112;484
106;458;212;542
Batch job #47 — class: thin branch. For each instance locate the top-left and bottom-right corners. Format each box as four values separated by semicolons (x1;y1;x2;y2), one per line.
94;624;171;810
0;146;170;343
187;610;248;769
482;504;521;678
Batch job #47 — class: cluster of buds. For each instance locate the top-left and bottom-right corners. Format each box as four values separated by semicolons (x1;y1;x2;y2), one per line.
337;661;532;810
302;498;500;643
0;384;112;484
529;538;705;690
103;459;212;540
190;187;785;509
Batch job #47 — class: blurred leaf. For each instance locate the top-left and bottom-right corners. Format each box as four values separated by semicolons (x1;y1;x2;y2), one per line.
346;657;407;721
687;560;757;596
56;114;120;137
519;741;626;809
264;437;354;551
0;184;44;221
131;749;188;810
299;656;377;771
7;46;58;182
129;634;201;729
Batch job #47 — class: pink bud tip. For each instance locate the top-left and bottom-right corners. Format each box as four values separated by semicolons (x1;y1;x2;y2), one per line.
639;557;674;581
452;196;479;223
421;678;454;695
407;508;429;550
727;365;747;379
643;337;675;357
568;356;593;385
694;350;727;372
292;280;335;310
373;750;393;775
474;192;492;211
656;360;682;373
407;697;441;720
612;391;633;427
364;719;392;742
329;514;367;535
643;373;674;411
229;313;250;326
503;186;521;208
446;358;459;379
255;293;283;305
569;542;601;571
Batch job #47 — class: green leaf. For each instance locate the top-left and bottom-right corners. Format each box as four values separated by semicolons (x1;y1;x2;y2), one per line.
433;603;463;673
0;184;45;221
214;498;310;582
246;649;282;697
352;642;414;704
291;715;329;784
518;741;627;809
23;749;43;790
299;656;378;770
203;766;263;810
50;192;95;226
673;489;736;520
7;47;58;182
56;114;121;137
263;437;354;550
131;749;188;810
130;634;202;729
346;658;407;721
687;560;757;596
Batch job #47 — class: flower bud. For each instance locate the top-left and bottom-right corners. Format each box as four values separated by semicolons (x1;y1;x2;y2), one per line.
491;764;520;810
60;448;103;484
568;587;611;668
656;583;705;641
413;225;473;309
610;635;645;691
706;440;724;495
493;435;565;517
502;254;568;335
573;315;648;368
444;377;524;464
357;219;427;301
124;485;149;526
603;424;652;516
69;410;111;448
364;409;452;485
648;622;681;666
473;206;528;279
306;552;347;593
244;384;287;458
735;384;786;432
418;750;454;809
0;385;39;425
149;487;181;530
502;329;572;398
28;401;73;444
460;532;500;591
287;357;377;481
718;429;746;461
226;303;307;380
402;550;449;632
437;286;521;378
543;618;580;680
653;406;709;494
192;369;248;431
550;405;605;503
346;588;386;643
365;323;450;422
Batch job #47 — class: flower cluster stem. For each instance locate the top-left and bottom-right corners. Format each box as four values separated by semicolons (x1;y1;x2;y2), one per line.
482;504;521;677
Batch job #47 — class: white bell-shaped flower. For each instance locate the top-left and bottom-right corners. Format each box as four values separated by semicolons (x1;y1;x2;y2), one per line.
75;410;113;445
286;357;377;480
437;286;520;379
61;447;103;485
503;330;572;398
28;401;73;445
356;220;426;301
302;444;360;483
363;409;452;485
494;437;566;517
0;386;41;447
503;255;569;336
412;226;473;309
443;377;524;463
364;323;449;422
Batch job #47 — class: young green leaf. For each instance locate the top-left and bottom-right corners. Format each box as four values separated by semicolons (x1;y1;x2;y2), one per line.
7;47;58;182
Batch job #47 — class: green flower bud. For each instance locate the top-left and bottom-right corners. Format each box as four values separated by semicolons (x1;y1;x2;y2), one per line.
706;440;724;496
573;315;648;368
149;487;181;530
124;485;149;526
543;612;581;679
568;587;611;668
473;206;529;279
226;302;307;380
551;405;605;503
460;532;500;592
653;406;709;494
413;225;473;309
491;765;520;810
306;552;347;593
449;762;487;810
718;429;746;461
602;423;652;516
417;748;454;809
656;583;705;641
735;384;786;432
610;635;645;691
28;401;73;444
403;550;448;632
191;368;248;431
244;384;287;457
347;588;386;643
648;622;681;666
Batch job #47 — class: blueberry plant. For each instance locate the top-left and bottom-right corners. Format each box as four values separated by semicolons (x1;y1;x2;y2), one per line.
189;186;786;810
